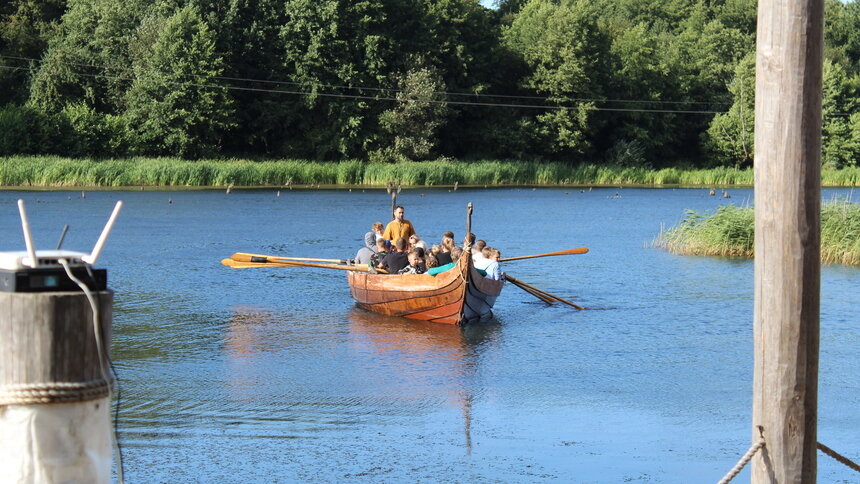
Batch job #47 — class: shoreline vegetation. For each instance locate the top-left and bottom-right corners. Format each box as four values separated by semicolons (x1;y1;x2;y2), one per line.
655;201;860;265
5;156;860;188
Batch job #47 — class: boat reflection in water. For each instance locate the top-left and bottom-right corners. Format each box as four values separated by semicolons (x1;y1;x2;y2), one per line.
222;305;501;454
345;308;501;455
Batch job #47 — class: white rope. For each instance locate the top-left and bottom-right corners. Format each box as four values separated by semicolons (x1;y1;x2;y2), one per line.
0;379;111;405
717;434;766;484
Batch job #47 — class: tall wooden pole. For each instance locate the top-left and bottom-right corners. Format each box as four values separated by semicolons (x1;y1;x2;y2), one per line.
752;0;823;482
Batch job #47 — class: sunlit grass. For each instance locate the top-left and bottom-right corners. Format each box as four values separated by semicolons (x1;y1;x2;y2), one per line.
655;200;860;265
1;155;859;187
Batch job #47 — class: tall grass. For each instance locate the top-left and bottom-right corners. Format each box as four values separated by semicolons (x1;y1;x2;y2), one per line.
656;206;756;258
655;200;860;265
2;155;859;187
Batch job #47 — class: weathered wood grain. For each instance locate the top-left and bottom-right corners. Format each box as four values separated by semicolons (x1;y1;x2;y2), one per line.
752;0;823;481
0;291;113;404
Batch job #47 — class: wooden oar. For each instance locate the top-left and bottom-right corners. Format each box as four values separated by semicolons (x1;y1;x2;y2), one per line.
222;258;387;273
507;277;556;305
505;275;584;310
231;252;352;264
500;247;589;262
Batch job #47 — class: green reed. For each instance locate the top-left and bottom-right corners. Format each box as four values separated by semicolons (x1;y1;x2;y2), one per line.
656;199;860;265
2;155;860;187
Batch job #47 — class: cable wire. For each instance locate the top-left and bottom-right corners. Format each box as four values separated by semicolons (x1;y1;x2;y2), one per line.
1;56;854;116
0;53;733;106
0;62;729;114
58;259;125;484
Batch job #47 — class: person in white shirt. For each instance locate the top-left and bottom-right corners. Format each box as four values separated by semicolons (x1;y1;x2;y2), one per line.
473;242;492;271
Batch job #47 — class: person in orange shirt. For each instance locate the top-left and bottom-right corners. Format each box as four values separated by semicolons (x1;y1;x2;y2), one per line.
382;205;416;242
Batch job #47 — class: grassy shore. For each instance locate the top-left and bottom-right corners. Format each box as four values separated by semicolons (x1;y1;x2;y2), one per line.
655;201;860;265
4;156;860;188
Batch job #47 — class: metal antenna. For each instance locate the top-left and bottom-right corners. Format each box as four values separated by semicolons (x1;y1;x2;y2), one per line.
82;201;123;265
17;199;38;268
56;224;70;250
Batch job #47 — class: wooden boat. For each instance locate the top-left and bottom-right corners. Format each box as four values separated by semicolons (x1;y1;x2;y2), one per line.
347;252;504;325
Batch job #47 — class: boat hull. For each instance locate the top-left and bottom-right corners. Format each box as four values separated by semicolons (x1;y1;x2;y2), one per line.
347;254;503;325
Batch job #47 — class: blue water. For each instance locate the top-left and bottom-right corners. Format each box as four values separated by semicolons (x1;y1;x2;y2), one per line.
1;187;857;482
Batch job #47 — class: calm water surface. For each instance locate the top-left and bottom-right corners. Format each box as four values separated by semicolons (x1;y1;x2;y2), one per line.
1;187;857;483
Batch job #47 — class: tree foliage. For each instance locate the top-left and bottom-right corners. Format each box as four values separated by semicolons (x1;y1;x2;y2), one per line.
374;63;450;162
0;0;858;165
703;53;755;167
124;4;234;157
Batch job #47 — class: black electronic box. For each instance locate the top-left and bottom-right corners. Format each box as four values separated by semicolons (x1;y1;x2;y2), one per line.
0;268;107;293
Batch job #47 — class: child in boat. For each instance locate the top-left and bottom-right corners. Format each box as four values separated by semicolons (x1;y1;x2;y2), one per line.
483;248;503;280
370;238;389;268
427;246;461;276
398;250;425;274
425;254;438;270
437;236;455;265
473;243;492;271
409;234;427;250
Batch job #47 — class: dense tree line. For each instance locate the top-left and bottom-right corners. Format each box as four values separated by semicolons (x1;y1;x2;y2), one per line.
1;0;858;167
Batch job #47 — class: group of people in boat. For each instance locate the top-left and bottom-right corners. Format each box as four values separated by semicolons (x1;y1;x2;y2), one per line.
353;205;503;279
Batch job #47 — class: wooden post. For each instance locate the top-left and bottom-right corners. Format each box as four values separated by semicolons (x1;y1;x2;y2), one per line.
0;291;114;483
752;0;823;482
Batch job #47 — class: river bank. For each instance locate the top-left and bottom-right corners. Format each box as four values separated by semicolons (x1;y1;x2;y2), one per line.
0;156;762;188
5;156;860;189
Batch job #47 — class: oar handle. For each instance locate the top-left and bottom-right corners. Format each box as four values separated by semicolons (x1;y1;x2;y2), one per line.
508;277;556;304
223;258;388;273
506;275;584;310
233;252;351;264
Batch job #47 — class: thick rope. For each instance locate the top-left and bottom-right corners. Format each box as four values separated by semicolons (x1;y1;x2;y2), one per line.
0;379;113;405
818;442;860;473
717;436;766;484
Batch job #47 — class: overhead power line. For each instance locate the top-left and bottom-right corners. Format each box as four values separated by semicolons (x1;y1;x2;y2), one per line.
5;56;851;117
2;60;853;117
0;54;733;108
0;62;732;115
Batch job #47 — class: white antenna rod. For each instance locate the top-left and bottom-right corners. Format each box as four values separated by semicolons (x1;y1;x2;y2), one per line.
83;201;123;265
17;199;38;268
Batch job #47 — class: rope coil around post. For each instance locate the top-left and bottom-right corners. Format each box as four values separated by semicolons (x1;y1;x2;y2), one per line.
0;379;114;405
717;427;765;484
818;442;860;473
